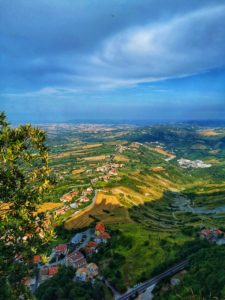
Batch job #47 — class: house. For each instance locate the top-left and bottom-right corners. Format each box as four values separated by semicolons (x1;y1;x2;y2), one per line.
79;196;89;203
95;223;110;243
33;255;41;264
86;241;97;249
95;223;105;235
82;241;98;256
40;266;59;282
22;277;36;291
55;208;66;216
200;229;212;240
60;191;78;202
82;247;94;256
55;244;67;255
109;169;118;176
70;203;78;209
87;263;99;277
86;187;93;194
66;251;87;269
91;178;98;184
100;231;111;243
75;267;90;282
71;233;82;244
200;228;225;244
48;266;59;276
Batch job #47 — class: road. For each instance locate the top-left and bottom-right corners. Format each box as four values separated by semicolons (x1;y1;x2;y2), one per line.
76;228;93;250
68;190;98;219
116;260;189;300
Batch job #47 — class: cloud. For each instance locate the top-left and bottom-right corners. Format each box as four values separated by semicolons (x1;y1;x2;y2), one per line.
88;4;225;88
1;0;225;92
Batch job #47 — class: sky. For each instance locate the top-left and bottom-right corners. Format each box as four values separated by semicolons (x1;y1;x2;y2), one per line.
0;0;225;123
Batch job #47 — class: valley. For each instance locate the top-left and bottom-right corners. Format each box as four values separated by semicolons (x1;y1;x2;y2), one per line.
33;123;225;298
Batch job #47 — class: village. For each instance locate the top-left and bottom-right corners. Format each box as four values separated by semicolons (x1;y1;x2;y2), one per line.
200;228;225;245
178;158;212;169
25;222;111;293
53;158;125;218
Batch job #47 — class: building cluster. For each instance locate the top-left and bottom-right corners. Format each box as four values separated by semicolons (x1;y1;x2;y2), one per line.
28;223;111;290
91;163;124;183
55;187;94;215
71;187;94;207
54;205;71;216
65;223;110;282
178;158;212;169
40;266;59;282
60;191;78;202
115;144;128;153
200;228;225;245
70;223;110;258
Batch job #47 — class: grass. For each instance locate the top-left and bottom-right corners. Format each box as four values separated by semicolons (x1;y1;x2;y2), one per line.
96;223;193;290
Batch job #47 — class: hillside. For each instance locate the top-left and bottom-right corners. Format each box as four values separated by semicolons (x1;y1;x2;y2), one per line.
39;123;225;295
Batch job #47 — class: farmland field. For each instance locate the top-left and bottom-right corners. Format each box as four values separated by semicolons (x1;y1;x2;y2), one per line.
65;191;130;229
37;122;225;294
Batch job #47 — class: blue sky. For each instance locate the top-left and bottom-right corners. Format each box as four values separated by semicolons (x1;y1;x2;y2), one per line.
0;0;225;123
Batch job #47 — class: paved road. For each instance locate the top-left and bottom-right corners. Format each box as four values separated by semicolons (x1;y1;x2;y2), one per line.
76;228;93;250
116;260;189;300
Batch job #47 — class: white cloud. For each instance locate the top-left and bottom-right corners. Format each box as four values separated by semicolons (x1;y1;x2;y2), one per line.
86;4;225;89
2;87;82;98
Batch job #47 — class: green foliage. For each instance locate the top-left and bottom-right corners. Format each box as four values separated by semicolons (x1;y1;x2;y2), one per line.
0;112;53;298
160;245;225;299
36;266;106;300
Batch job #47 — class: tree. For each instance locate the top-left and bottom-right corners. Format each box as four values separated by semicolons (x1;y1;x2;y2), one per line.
36;266;106;300
0;112;53;299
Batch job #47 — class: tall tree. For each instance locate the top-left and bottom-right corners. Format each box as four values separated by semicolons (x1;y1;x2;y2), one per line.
0;112;53;299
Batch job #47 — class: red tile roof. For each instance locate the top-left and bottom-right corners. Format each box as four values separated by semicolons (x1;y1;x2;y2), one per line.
83;247;94;253
55;244;67;253
48;266;59;276
95;223;105;233
87;241;97;248
68;250;84;261
33;255;41;264
100;231;111;240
